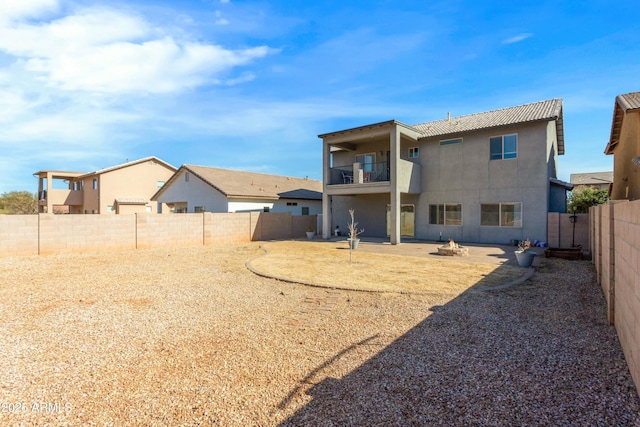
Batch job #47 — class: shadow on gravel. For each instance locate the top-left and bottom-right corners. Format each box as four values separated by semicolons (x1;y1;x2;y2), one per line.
278;259;640;426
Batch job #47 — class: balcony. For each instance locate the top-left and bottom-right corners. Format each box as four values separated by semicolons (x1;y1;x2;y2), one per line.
327;159;421;195
39;189;84;206
329;161;389;185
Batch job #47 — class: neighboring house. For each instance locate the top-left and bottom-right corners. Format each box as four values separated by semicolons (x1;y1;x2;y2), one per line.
570;172;613;192
151;165;322;215
34;157;177;214
604;91;640;201
319;99;570;244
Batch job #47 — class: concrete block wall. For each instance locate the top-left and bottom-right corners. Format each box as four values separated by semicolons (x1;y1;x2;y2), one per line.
206;212;252;244
547;212;590;250
0;213;318;257
547;212;560;247
39;214;136;255
591;200;640;397
0;215;39;256
612;201;640;391
136;213;204;249
254;212;292;241
292;215;316;237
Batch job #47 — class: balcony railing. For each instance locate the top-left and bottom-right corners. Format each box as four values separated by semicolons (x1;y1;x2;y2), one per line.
329;162;390;185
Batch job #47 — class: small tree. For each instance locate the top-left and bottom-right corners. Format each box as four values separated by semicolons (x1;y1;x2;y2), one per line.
347;209;364;240
347;209;364;263
0;191;38;214
567;187;609;213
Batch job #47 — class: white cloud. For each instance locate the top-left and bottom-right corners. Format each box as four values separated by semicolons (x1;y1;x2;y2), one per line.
0;4;274;94
0;0;59;23
502;33;533;44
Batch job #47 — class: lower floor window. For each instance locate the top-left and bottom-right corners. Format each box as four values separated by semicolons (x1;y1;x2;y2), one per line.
481;202;522;227
429;204;462;225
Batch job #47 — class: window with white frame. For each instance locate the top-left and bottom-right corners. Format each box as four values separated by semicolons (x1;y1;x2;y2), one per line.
92;178;98;190
481;202;522;227
490;134;517;160
157;180;165;189
409;147;419;158
429;204;462;225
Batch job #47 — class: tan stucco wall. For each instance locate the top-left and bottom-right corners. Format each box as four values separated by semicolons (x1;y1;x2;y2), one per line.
98;159;176;214
611;111;640;200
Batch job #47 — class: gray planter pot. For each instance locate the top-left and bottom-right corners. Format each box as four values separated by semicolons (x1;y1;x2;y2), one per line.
348;238;360;249
515;250;535;267
306;231;315;239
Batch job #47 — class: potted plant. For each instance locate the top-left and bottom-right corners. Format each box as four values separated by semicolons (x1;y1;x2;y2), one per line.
515;238;536;268
347;209;364;250
306;227;315;239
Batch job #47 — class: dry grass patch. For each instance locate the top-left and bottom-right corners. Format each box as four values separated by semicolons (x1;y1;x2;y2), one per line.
248;240;523;293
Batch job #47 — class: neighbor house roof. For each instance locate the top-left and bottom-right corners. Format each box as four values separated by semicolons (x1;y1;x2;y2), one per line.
153;165;323;201
413;99;565;154
605;91;640;155
570;172;613;186
77;156;177;179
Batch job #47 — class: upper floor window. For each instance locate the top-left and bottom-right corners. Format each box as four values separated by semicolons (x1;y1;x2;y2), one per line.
440;138;462;146
185;172;190;182
157;180;165;189
490;134;517;160
194;206;206;213
409;147;419;158
92;178;98;190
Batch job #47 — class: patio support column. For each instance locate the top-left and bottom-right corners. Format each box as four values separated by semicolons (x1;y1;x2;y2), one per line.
322;140;332;239
46;171;53;214
390;126;401;244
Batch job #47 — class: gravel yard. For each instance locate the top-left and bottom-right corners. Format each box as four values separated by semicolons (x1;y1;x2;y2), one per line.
0;243;638;426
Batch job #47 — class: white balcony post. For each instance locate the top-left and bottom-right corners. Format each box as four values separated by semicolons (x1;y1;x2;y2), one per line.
353;162;363;184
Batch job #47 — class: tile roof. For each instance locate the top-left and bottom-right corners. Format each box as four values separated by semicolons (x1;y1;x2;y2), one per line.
570;172;613;185
78;156;177;178
616;92;640;111
605;91;640;154
413;98;563;139
177;165;322;200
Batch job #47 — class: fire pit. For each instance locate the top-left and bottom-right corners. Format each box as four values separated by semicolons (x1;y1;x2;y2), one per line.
437;239;469;256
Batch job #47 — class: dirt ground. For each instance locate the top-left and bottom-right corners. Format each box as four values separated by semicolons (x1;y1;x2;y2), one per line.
0;242;638;426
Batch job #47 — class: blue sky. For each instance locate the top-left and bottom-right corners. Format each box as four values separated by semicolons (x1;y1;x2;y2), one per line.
1;0;638;193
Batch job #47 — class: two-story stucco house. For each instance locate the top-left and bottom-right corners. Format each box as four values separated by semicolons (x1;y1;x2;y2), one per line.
34;156;177;214
151;165;323;215
320;99;570;244
604;91;640;201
